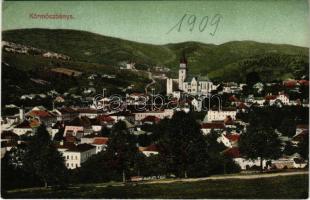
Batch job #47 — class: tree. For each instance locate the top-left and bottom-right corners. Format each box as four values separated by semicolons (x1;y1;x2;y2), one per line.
155;111;209;178
283;141;297;156
246;71;261;88
204;130;240;174
23;124;67;187
77;152;119;183
105;121;139;183
53;128;64;141
297;136;309;160
239;124;282;171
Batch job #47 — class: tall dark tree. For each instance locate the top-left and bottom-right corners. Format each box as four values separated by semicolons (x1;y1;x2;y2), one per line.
246;71;261;88
239;124;282;171
105;121;139;182
155;111;209;178
297;136;309;160
23;124;67;187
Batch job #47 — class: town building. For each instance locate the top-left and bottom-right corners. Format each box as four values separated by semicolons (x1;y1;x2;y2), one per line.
166;54;216;96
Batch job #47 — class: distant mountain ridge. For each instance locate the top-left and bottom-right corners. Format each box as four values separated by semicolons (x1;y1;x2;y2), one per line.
2;28;309;82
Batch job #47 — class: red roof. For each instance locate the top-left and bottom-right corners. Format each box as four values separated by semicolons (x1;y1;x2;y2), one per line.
298;80;309;86
293;130;308;141
223;147;241;158
225;134;240;142
201;123;225;129
296;124;309;130
229;95;239;102
97;115;115;123
139;144;159;152
265;95;277;100
65;135;78;143
28;110;52;118
283;80;297;87
237;102;248;109
77;108;98;114
92;137;109;145
141;115;161;123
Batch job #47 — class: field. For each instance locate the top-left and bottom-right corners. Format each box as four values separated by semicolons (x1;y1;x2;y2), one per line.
3;174;308;199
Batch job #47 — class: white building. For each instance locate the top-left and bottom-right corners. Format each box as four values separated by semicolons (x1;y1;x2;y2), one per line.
57;143;96;169
206;108;237;122
133;109;174;121
167;54;215;96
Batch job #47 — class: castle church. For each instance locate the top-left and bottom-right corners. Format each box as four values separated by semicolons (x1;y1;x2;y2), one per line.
166;54;215;96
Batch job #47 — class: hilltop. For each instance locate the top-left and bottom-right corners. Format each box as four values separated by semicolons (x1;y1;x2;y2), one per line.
2;28;309;83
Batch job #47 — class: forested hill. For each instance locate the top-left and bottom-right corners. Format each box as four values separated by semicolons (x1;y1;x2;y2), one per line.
2;28;309;82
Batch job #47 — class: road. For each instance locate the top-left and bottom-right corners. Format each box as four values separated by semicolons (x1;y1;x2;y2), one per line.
144;71;156;94
141;171;309;185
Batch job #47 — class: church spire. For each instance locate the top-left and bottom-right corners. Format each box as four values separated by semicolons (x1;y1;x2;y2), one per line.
180;51;187;65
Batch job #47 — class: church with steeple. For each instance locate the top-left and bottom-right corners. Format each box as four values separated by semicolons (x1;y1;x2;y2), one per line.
166;54;215;96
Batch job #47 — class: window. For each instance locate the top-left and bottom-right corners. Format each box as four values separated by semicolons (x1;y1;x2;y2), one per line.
67;155;69;159
75;156;78;160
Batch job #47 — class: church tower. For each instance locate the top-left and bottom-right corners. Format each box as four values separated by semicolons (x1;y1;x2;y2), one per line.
178;53;187;90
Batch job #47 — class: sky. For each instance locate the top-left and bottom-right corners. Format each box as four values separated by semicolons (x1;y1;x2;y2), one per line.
2;0;310;47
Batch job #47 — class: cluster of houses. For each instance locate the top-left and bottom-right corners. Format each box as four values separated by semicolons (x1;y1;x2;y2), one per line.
1;57;309;172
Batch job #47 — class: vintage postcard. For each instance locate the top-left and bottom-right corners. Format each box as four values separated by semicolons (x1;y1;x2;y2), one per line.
1;0;309;199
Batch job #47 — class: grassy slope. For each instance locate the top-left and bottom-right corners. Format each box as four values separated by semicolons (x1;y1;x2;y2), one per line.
3;174;308;199
2;29;309;82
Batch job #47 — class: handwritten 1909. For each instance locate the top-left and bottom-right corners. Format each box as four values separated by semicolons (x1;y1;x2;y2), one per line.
167;13;223;36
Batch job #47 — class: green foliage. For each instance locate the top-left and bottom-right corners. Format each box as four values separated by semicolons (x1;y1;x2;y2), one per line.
2;29;309;83
155;111;209;178
105;121;139;180
239;114;282;170
205;130;240;174
297;136;309;160
237;106;309;137
77;152;121;183
23;124;68;187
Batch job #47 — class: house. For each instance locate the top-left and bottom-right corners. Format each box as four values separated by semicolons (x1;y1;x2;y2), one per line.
57;143;96;169
128;93;148;103
206;108;237;122
26;109;57;126
133;109;174;121
271;153;307;169
265;93;290;105
139;144;159;157
167;54;215;95
191;98;203;112
109;111;135;122
53;107;78;122
55;96;65;103
12;120;33;136
77;108;98;119
141;116;161;124
200;122;225;135
223;147;267;170
92;137;109;153
97;115;115;128
64;117;92;138
224;133;240;147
